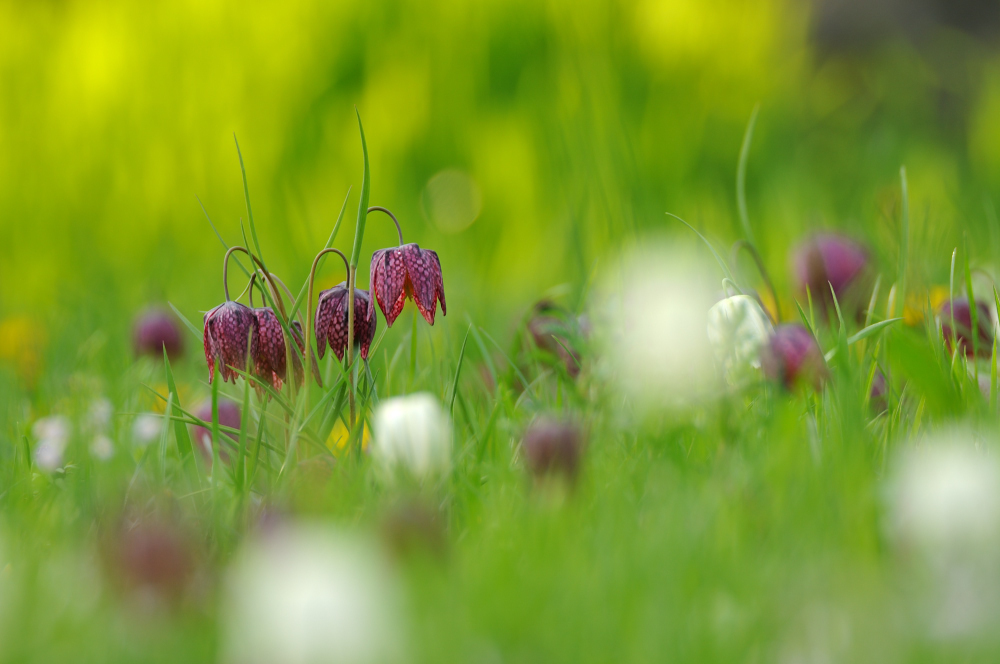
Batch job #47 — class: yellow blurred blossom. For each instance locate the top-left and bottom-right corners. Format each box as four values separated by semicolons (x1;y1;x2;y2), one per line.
757;290;794;324
326;419;370;455
0;316;45;387
904;287;950;326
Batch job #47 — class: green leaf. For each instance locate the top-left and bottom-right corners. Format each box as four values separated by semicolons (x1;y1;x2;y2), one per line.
350;109;370;269
824;318;902;362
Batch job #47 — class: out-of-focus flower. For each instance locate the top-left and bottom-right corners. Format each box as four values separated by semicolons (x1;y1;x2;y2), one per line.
885;433;1000;639
522;417;584;482
90;434;114;461
940;298;994;359
32;415;70;472
112;520;196;608
132;413;163;446
132;307;184;360
0;315;45;387
904;286;950;326
203;301;258;384
870;370;888;413
372;393;452;482
326;419;371;455
791;233;871;320
369;244;446;327
707;294;774;384
190;400;240;466
526;300;585;379
761;324;828;390
594;244;718;409
221;523;404;664
381;501;446;559
87;398;113;432
315;285;376;361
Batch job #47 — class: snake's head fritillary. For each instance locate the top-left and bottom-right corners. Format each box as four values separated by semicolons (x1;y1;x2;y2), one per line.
941;298;994;359
369;244;446;327
315;284;376;362
792;233;871;320
133;307;184;360
761;323;828;390
250;308;323;391
203;301;257;384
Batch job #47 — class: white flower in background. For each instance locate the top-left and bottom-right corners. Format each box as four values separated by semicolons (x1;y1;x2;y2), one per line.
86;398;113;432
593;242;718;409
707;294;773;384
132;413;162;446
221;523;404;664
32;416;70;472
89;434;114;461
885;430;1000;639
372;393;452;482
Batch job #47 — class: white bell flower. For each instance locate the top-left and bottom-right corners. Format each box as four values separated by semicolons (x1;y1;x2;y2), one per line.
372;393;452;482
707;294;773;384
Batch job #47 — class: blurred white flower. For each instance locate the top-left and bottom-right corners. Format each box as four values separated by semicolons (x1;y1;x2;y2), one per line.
87;398;113;432
90;435;114;461
32;416;70;472
372;393;452;482
885;431;1000;639
594;243;718;409
132;413;162;446
707;294;773;384
221;523;404;664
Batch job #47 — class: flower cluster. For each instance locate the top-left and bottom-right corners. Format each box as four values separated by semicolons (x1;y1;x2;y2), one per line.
200;209;445;395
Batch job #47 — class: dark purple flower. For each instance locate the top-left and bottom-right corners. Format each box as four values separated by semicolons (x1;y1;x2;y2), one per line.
190;399;240;466
251;308;321;391
133;307;184;360
203;301;257;384
369;244;446;327
114;521;195;604
522;418;584;481
315;284;376;361
941;298;993;359
792;233;870;319
761;324;828;390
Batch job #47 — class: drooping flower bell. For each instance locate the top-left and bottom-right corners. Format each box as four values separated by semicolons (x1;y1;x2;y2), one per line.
252;306;321;391
792;233;871;320
940;298;994;359
315;284;376;361
761;323;828;390
363;208;445;328
203;301;258;384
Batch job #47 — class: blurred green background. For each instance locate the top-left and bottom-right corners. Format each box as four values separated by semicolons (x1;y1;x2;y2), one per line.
2;0;1000;377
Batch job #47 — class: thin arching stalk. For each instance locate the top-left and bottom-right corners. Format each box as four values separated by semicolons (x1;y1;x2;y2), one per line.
306;247;351;417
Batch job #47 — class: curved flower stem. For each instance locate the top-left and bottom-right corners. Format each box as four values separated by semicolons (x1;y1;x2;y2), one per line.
731;239;781;323
367;206;404;246
347;265;358;429
306;248;351;415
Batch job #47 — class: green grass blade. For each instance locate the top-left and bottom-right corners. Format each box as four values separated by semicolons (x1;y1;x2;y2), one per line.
736;103;760;245
665;212;733;281
234;134;265;268
350;109;370;268
288;187;352;322
163;346;195;469
449;325;471;417
898;166;909;317
169;301;203;341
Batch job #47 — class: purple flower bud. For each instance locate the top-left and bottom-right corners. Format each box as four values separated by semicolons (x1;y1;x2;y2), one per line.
522;418;584;481
133;307;184;360
190;399;241;466
870;370;887;413
315;284;376;361
203;301;258;384
792;233;870;319
369;243;446;327
761;324;828;390
940;298;994;359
